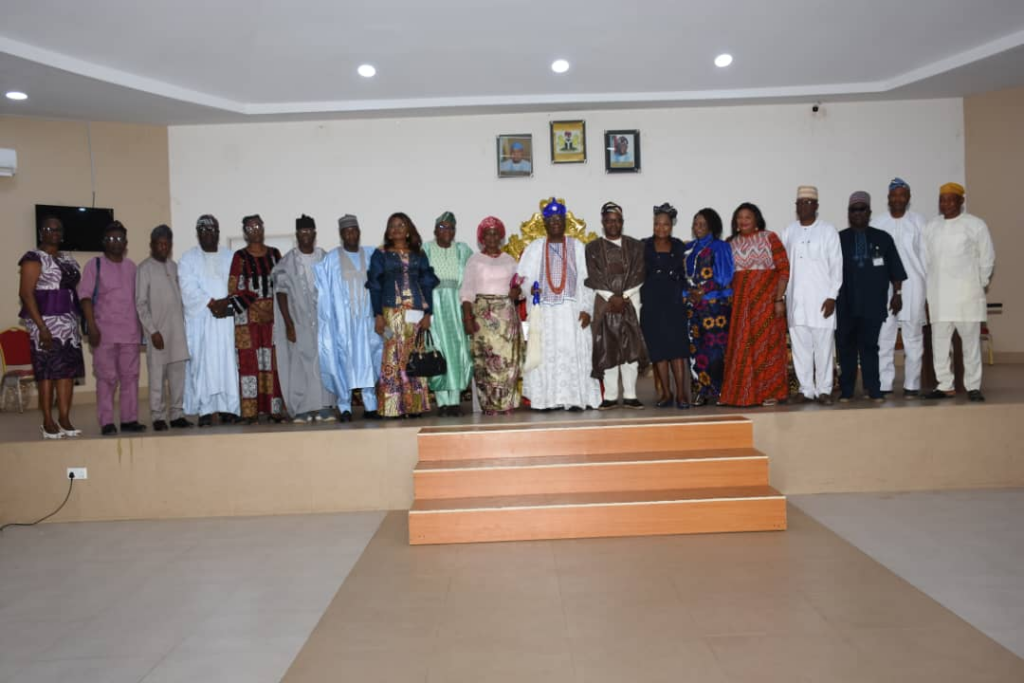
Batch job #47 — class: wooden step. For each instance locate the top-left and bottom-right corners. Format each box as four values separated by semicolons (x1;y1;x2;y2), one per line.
414;448;768;499
417;416;753;461
408;486;786;545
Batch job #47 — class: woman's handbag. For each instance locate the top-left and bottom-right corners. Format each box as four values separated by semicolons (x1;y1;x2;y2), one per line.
406;328;447;377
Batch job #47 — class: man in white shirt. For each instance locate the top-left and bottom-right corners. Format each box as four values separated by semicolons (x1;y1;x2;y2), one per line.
923;182;995;402
875;178;928;398
781;185;843;405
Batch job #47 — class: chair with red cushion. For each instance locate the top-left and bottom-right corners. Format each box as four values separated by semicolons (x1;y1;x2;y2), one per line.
0;327;36;412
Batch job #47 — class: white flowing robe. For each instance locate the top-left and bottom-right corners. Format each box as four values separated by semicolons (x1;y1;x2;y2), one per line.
876;211;928;325
314;247;382;407
781;220;843;329
272;247;334;415
516;238;601;409
178;246;240;415
923;212;995;323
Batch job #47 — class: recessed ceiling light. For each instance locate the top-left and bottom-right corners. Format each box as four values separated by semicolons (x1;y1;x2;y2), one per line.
551;59;570;74
357;64;376;78
5;91;28;101
714;54;733;68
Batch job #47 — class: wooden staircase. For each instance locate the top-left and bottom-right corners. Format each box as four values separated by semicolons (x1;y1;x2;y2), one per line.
408;416;786;545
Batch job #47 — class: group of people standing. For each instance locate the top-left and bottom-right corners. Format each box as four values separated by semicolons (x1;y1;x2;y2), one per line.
17;178;994;438
521;181;994;411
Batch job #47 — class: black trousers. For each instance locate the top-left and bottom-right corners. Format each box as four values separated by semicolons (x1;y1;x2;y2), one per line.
835;315;884;398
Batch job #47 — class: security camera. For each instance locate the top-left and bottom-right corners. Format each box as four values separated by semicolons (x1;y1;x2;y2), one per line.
812;104;820;113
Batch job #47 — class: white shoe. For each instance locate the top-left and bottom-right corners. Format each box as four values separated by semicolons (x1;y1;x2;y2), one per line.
59;424;82;437
41;426;65;440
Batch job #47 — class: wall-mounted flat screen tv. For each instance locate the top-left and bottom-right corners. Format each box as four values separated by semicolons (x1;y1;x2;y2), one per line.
35;204;115;252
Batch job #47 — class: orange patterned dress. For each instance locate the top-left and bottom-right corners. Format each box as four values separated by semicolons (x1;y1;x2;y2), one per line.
719;231;790;407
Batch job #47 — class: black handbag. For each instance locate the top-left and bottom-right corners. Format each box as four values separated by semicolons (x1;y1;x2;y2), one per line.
406;328;447;378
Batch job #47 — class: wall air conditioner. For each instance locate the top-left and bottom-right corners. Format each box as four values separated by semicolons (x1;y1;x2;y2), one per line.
0;149;16;177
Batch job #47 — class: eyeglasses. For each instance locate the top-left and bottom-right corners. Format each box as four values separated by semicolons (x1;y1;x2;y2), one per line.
40;226;62;233
103;235;127;243
795;199;818;206
243;223;265;232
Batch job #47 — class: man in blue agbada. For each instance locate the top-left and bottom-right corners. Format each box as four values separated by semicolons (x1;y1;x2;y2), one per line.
314;214;383;420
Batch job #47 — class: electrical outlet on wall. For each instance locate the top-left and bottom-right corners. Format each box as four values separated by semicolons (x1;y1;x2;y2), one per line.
66;467;87;480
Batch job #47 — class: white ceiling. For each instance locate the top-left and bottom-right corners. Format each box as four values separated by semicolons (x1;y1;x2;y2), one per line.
2;0;1024;125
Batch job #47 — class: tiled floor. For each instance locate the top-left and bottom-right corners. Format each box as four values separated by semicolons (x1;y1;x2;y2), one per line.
283;506;1024;683
0;512;385;683
793;488;1024;659
3;493;1023;682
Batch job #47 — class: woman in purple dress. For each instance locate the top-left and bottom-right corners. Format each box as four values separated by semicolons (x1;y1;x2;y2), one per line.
18;216;86;438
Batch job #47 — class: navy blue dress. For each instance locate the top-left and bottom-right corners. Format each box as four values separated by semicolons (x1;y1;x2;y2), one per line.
640;237;689;362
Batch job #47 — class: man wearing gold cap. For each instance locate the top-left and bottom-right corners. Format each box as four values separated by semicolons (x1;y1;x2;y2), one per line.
781;185;844;405
923;183;995;402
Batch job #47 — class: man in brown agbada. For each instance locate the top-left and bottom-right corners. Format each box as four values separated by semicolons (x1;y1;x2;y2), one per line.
585;202;648;409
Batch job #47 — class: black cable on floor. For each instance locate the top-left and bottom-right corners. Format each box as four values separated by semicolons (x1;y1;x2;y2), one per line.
0;476;75;533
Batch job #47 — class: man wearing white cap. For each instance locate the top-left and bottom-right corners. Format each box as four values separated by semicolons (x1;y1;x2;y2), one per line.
924;182;995;402
780;186;843;405
875;178;928;398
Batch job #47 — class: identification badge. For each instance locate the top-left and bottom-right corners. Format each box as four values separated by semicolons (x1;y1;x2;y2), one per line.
872;256;884;267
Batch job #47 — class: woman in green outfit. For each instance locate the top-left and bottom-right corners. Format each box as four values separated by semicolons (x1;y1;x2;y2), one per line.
423;211;474;416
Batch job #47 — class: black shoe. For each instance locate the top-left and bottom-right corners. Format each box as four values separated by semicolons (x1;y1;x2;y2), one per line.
968;390;986;402
622;398;645;410
198;414;213;427
218;412;240;424
447;405;463;417
566;406;585;412
655;396;674;408
363;410;381;420
101;423;118;436
598;399;618;411
153;420;169;431
170;418;195;428
903;389;921;399
341;411;353;422
120;421;147;433
925;389;955;400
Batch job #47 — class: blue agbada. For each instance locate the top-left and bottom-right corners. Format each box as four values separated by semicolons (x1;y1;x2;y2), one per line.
314;247;383;412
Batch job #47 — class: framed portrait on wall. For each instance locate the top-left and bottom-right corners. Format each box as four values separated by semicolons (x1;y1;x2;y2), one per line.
496;134;534;178
604;130;640;173
550;120;586;164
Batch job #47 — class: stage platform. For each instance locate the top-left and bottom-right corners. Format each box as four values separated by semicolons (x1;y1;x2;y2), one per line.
2;366;1023;526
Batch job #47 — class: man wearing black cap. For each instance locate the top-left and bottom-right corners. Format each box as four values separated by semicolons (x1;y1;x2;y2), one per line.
272;215;335;423
836;191;907;403
585;201;647;409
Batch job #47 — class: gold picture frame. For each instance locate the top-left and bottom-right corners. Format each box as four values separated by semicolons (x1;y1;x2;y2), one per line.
549;120;586;164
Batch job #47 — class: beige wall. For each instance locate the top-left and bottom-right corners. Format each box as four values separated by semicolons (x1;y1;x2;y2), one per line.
965;87;1024;355
2;406;1022;525
0;117;171;394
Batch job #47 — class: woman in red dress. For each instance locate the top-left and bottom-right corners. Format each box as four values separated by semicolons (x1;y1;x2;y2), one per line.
719;203;790;407
229;214;284;422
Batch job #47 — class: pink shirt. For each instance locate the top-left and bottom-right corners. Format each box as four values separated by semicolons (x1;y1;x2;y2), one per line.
460;252;519;302
78;256;142;344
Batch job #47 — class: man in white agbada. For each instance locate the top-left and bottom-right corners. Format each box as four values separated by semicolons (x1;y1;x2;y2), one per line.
875;178;928;398
314;214;382;420
781;185;843;405
923;182;995;402
516;198;601;410
272;214;335;423
178;214;240;425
